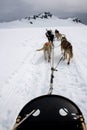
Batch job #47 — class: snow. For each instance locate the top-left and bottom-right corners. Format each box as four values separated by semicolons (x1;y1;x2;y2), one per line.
0;15;84;28
0;16;87;130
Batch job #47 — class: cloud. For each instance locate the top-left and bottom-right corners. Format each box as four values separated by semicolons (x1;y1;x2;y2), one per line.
20;0;87;13
0;0;87;22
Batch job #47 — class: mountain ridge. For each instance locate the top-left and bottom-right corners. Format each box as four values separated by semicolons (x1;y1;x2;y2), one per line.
0;12;85;28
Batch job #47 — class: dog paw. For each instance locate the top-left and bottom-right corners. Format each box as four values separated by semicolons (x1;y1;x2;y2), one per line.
67;62;70;65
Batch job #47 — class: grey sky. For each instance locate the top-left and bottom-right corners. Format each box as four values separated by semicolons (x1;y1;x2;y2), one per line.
0;0;87;23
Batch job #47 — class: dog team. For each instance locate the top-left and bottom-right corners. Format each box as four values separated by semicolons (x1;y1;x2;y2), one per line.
36;29;73;65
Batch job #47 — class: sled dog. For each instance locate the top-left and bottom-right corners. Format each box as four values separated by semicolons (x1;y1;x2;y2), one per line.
55;29;65;40
61;36;73;65
45;29;54;43
36;42;52;62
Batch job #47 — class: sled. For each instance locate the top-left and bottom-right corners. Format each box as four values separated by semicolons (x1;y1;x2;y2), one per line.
12;94;86;130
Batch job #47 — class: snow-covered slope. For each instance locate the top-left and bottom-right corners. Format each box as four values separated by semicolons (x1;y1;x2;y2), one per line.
0;12;87;130
0;12;84;28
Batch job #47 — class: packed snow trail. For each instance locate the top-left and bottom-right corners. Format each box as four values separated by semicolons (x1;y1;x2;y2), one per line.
0;27;87;130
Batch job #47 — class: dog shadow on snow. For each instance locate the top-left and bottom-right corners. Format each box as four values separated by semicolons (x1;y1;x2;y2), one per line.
33;55;48;65
53;54;73;68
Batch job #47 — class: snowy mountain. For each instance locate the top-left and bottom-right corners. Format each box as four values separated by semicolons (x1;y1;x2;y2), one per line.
0;12;84;28
0;12;87;130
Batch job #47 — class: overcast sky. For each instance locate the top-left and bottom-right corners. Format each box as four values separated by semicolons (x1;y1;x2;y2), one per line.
0;0;87;24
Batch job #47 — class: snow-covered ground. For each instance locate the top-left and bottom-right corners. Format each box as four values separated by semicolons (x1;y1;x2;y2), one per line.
0;16;87;130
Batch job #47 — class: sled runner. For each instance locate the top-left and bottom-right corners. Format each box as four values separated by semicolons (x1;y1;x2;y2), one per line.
12;94;86;130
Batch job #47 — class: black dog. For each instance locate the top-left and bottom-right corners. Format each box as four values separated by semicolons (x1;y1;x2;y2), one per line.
45;30;54;43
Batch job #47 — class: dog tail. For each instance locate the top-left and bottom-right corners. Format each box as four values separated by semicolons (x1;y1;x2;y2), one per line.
36;47;44;51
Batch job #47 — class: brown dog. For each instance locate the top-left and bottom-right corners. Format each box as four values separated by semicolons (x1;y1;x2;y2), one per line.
36;42;52;62
55;29;65;40
61;37;73;65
